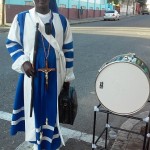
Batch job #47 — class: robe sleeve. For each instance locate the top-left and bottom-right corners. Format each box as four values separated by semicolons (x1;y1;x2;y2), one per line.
6;15;30;73
63;19;75;82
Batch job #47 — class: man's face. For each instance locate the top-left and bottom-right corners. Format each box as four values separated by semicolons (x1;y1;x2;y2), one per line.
34;0;50;12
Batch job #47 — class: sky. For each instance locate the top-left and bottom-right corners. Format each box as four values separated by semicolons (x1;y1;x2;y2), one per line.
146;0;150;4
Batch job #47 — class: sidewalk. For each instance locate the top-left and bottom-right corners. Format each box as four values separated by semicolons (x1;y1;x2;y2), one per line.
69;17;103;25
59;111;150;150
110;111;150;150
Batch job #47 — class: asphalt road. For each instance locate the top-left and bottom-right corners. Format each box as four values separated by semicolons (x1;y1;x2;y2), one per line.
1;14;150;149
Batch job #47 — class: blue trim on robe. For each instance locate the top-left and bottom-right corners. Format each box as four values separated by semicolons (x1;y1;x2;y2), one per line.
11;51;24;62
10;74;25;135
6;39;18;45
17;11;29;46
64;51;74;58
66;61;73;68
7;43;23;54
40;127;61;150
63;42;73;50
59;14;67;34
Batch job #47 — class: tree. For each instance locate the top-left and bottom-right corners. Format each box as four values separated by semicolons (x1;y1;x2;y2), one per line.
137;0;146;7
108;0;120;5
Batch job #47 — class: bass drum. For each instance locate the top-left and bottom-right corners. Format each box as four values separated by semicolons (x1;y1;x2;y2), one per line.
95;53;150;115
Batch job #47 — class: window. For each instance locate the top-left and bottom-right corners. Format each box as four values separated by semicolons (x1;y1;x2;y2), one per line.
82;6;86;9
59;4;66;8
72;5;77;8
25;1;34;6
106;10;115;13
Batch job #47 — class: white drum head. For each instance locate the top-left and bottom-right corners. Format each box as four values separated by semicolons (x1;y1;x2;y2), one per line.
96;62;150;115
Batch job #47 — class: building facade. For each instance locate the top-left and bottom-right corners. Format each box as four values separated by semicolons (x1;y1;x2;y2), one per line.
4;0;112;23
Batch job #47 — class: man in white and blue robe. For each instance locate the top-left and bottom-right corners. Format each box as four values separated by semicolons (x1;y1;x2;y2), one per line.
6;0;75;149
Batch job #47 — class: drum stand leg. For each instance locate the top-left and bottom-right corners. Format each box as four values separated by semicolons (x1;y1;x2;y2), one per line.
143;115;149;149
92;104;109;150
92;107;97;150
92;104;150;150
105;113;109;149
144;112;150;150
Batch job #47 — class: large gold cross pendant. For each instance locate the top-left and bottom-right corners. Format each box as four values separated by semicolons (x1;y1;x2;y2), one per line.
38;60;55;90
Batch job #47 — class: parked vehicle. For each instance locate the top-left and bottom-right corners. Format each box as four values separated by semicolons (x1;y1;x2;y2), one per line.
104;10;120;21
141;8;150;15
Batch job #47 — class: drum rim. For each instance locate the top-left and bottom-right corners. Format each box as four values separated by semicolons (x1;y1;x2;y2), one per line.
111;54;150;74
95;61;150;115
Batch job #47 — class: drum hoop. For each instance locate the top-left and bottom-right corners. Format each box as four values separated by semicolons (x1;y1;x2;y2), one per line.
110;53;150;74
95;61;150;115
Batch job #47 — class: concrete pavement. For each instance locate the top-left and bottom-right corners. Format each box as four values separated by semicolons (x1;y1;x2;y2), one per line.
110;111;150;150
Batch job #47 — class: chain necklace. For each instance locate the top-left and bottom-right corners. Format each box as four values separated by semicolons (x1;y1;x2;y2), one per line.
38;34;55;90
41;34;50;61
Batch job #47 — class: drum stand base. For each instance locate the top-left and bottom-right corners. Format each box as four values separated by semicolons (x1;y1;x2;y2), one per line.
92;104;150;150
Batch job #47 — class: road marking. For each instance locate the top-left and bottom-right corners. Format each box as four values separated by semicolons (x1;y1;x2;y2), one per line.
90;91;96;95
0;111;12;121
0;111;105;149
71;27;150;39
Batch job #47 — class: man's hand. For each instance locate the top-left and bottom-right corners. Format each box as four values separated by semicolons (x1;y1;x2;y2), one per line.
22;61;35;77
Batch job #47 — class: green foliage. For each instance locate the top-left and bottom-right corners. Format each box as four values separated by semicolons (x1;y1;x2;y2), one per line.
108;0;146;6
137;0;146;6
107;0;120;5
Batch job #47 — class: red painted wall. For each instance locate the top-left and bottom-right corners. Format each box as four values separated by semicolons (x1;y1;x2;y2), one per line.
6;4;105;23
6;5;32;23
95;10;101;17
68;8;79;19
100;10;105;16
88;10;94;18
58;7;69;18
136;3;141;14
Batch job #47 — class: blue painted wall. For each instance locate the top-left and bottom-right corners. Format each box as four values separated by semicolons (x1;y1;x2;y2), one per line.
5;0;111;10
6;0;25;5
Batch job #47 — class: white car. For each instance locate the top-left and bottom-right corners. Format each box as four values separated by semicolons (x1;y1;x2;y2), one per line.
103;10;120;21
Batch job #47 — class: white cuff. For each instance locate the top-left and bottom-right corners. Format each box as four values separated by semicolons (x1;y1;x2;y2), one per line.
12;55;30;73
65;68;75;82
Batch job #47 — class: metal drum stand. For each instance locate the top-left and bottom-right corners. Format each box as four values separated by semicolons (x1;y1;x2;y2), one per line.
92;103;150;150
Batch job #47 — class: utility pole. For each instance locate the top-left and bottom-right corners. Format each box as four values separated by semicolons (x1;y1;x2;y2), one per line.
133;0;134;15
2;0;5;25
99;0;101;16
126;0;130;15
68;0;70;19
87;0;89;18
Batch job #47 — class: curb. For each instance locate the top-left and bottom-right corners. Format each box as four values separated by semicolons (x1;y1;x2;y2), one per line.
111;111;149;150
69;17;103;25
0;14;133;31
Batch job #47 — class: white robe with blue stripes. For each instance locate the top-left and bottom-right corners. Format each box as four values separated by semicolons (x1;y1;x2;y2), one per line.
6;8;75;150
